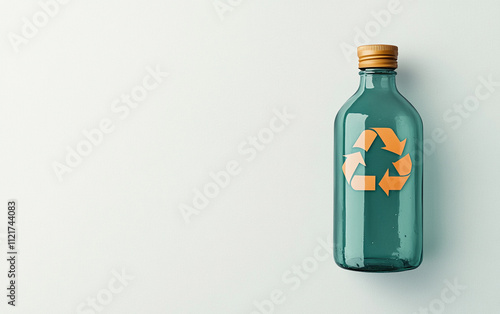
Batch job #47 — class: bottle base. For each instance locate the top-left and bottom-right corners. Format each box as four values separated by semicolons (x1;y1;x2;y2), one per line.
336;257;420;273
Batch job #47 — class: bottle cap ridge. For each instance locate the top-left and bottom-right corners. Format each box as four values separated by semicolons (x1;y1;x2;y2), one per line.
357;44;398;69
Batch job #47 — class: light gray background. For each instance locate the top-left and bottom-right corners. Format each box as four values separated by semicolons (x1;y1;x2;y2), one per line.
0;0;499;313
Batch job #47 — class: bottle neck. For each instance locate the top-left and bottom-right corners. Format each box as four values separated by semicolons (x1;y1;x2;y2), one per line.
357;68;397;92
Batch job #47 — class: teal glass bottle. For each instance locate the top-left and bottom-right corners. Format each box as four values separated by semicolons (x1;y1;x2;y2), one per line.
334;45;423;272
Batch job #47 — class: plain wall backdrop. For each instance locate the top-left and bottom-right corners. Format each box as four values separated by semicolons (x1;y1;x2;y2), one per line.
0;0;499;313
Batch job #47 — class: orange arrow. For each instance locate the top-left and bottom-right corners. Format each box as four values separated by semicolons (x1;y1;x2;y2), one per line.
378;170;410;196
393;153;412;176
342;152;365;183
353;129;378;151
371;128;406;155
351;175;376;191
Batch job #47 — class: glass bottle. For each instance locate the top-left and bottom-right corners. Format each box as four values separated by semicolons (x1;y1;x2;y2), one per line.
334;45;423;272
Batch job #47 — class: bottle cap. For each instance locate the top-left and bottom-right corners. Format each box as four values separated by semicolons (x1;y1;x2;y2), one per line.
357;44;398;69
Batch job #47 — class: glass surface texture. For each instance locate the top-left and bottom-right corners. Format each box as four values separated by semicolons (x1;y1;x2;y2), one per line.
334;68;423;272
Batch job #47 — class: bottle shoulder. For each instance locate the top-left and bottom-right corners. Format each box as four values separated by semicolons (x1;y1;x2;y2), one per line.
335;90;422;127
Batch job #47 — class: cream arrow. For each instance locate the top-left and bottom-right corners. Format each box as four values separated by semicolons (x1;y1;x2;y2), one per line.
342;152;365;183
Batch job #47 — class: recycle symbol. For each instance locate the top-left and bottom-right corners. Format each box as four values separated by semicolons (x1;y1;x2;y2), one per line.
342;127;412;196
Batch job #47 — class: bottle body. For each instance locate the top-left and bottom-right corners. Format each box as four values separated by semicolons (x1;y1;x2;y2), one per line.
334;69;423;272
